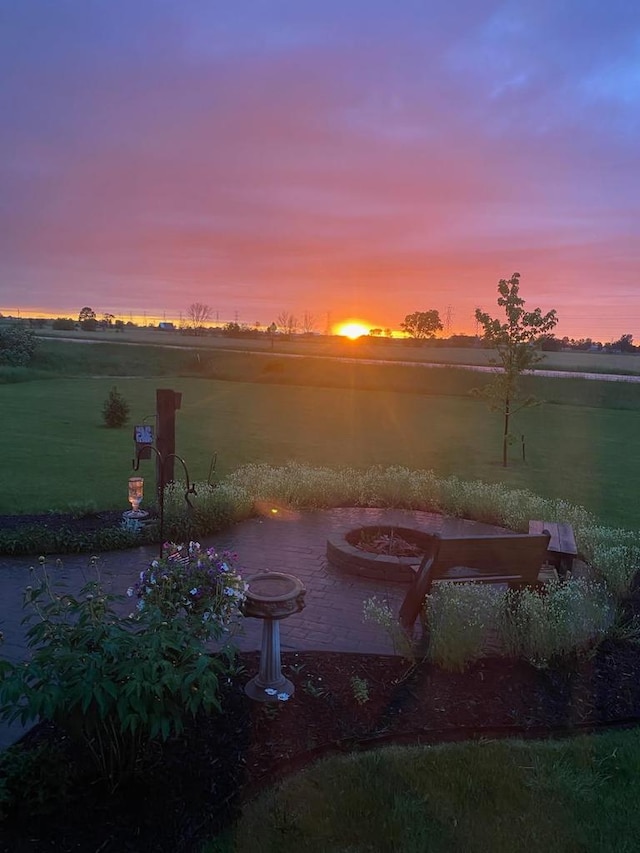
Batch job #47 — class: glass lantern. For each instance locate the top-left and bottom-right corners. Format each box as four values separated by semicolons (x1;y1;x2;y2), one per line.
128;477;144;514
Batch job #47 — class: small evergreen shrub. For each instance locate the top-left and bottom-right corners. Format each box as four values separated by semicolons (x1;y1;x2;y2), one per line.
102;385;130;428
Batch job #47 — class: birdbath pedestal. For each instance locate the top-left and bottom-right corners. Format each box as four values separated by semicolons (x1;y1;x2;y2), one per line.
243;572;306;702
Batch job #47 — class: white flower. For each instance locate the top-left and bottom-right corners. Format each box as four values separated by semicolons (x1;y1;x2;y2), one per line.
190;587;199;596
151;560;159;569
264;688;277;695
126;587;134;597
277;693;290;701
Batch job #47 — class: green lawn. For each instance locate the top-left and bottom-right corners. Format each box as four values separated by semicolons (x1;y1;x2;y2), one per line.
1;375;639;529
215;729;640;853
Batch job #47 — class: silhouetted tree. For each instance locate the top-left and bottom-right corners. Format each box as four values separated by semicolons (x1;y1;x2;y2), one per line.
400;310;443;342
276;311;298;335
186;303;213;331
78;306;98;331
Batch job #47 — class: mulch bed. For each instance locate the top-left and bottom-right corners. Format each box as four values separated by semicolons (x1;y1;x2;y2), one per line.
1;641;640;852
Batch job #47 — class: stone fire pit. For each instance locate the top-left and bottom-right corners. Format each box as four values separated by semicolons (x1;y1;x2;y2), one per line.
326;525;434;583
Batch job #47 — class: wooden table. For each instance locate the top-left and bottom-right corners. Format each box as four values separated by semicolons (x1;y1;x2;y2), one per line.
528;520;577;576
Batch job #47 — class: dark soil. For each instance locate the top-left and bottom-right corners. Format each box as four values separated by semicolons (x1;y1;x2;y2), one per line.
0;510;132;535
1;642;640;853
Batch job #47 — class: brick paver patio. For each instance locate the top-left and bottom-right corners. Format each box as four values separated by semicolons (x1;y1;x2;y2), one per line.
0;507;507;751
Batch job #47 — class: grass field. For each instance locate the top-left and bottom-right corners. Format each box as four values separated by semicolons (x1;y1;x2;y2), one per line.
35;326;640;374
2;370;639;529
219;729;640;853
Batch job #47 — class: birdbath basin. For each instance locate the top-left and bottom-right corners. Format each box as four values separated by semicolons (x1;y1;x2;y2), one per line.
243;572;306;702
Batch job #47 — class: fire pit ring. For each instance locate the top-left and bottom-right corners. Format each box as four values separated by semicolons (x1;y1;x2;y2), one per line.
326;525;435;583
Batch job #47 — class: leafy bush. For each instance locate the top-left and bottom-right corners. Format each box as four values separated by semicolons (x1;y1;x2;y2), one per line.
498;579;616;667
102;385;130;428
0;324;38;366
0;556;242;788
162;480;253;540
363;596;416;662
51;317;76;331
423;582;504;672
0;523;142;556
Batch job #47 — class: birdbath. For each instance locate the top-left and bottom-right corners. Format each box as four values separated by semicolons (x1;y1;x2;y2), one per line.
243;571;306;702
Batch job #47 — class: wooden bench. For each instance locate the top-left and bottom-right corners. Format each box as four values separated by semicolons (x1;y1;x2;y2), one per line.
399;531;554;634
528;521;577;576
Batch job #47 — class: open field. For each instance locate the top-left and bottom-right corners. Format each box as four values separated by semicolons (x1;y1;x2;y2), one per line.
34;326;640;375
2;368;639;528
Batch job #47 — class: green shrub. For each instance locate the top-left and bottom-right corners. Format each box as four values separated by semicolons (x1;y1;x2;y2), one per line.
363;596;416;662
51;318;76;331
0;324;38;366
423;582;504;671
102;385;130;428
162;480;253;540
498;578;616;667
0;556;240;788
0;523;142;556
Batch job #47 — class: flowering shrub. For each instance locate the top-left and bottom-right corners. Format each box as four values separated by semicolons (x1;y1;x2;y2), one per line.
498;578;616;667
130;541;248;640
423;582;504;672
0;555;241;789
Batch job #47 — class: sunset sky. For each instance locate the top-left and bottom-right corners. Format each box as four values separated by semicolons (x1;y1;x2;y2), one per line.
1;1;638;340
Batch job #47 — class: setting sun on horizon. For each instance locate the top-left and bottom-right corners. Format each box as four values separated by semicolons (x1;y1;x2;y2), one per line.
333;321;373;340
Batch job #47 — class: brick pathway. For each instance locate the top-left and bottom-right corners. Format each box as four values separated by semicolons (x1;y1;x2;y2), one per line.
0;507;506;751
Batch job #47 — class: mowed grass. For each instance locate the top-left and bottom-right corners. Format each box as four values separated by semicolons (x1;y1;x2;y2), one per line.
218;729;640;853
1;375;639;529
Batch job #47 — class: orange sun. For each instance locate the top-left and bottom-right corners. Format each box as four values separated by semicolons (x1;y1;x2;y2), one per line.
334;321;370;339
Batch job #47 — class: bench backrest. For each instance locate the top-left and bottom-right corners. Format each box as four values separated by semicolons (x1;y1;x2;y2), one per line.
399;531;551;632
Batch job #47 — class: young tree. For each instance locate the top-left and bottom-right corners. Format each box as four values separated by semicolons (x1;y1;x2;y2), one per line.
474;272;558;467
400;310;443;342
186;302;213;330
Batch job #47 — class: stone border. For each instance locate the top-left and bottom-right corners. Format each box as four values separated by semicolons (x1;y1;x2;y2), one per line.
326;525;435;583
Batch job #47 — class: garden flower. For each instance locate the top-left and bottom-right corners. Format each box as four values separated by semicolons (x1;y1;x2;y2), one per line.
130;541;247;640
